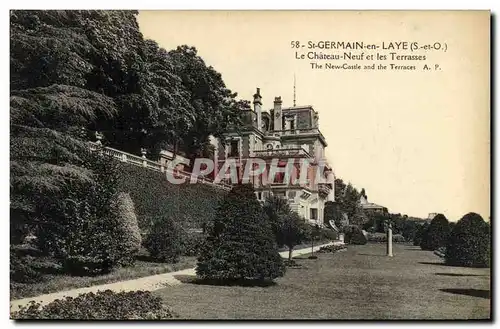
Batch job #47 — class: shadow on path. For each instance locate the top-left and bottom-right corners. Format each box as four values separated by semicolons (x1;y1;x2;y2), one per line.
419;261;451;267
435;273;486;277
440;288;490;299
173;275;277;288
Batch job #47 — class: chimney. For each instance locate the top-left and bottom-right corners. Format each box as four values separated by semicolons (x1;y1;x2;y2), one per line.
273;96;282;131
253;88;262;131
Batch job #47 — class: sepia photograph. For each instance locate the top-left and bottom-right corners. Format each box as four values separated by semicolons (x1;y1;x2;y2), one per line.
8;8;491;321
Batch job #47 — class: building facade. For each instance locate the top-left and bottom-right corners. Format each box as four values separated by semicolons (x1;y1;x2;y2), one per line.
359;190;388;215
213;88;335;226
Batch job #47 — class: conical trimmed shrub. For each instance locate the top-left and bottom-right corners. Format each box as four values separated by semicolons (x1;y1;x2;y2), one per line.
420;214;450;251
445;213;490;267
196;184;285;281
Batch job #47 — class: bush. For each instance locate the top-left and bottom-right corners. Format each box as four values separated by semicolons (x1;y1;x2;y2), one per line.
317;244;347;253
10;248;43;284
11;290;175;320
445;213;490;268
320;228;338;241
144;215;183;263
366;232;406;243
413;223;428;246
344;225;367;245
111;192;142;266
180;232;206;257
197;184;285;281
34;153;130;275
420;214;450;251
399;220;419;242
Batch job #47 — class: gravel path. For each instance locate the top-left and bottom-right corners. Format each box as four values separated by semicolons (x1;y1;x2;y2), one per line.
10;242;337;311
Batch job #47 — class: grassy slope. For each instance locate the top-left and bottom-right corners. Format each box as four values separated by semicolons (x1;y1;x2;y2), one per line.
154;243;491;320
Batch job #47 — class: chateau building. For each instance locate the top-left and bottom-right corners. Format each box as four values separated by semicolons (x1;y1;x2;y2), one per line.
213;88;335;226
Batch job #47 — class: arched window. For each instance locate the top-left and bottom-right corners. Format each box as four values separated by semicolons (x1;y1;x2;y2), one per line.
266;143;273;150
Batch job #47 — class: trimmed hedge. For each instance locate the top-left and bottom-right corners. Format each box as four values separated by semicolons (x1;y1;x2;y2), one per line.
116;163;226;231
11;290;175;320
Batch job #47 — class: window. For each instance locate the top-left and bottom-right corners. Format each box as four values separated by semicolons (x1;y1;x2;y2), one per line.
310;208;318;220
288;191;296;199
229;140;239;157
266;143;273;150
256;192;262;200
274;191;286;198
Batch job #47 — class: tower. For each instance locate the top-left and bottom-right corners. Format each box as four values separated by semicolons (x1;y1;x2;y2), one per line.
253;88;262;131
273;96;282;131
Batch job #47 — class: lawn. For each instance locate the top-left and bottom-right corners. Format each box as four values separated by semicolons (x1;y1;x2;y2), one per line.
10;256;197;300
154;243;491;320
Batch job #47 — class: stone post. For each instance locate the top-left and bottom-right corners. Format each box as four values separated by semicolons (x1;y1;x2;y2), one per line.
141;148;147;167
387;222;393;257
95;131;103;155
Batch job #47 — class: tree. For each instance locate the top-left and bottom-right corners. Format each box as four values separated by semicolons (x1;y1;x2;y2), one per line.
197;184;285;281
445;213;490;267
334;178;362;221
280;212;308;262
169;45;247;162
263;194;291;245
350;207;369;227
420;214;450;251
10;10;133;245
323;201;343;229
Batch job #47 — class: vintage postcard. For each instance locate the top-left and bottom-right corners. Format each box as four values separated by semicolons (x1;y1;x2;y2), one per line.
9;10;490;320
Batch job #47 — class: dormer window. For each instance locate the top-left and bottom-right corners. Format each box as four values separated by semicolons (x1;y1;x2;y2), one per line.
266;144;273;150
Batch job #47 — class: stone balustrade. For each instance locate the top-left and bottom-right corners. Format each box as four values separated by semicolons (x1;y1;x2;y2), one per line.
88;142;232;191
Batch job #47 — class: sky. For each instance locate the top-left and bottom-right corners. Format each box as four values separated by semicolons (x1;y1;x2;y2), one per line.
137;10;490;221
